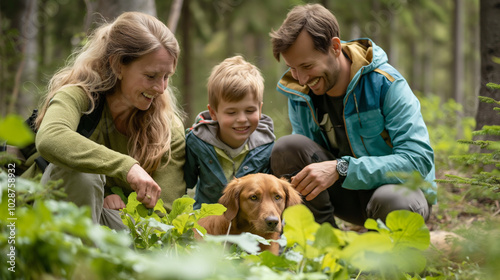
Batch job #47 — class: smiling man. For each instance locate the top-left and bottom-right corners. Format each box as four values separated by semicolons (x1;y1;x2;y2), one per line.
269;4;437;228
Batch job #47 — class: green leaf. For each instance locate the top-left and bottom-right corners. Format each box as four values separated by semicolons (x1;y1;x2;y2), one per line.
167;196;195;222
283;204;320;249
385;210;430;251
204;232;262;255
172;213;191;234
313;222;342;251
256;250;293;269
341;232;394;271
111;187;128;204
124;192;142;213
364;218;390;234
0;114;34;147
197;203;226;219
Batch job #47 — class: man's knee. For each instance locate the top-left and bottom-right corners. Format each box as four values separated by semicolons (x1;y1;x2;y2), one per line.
367;184;430;222
271;134;310;156
271;135;333;176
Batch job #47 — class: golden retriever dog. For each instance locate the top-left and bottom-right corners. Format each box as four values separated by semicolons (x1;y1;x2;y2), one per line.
197;173;302;255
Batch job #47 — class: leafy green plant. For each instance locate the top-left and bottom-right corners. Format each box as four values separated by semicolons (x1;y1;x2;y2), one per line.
418;93;475;170
239;205;431;280
0;114;33;147
119;192;226;252
436;94;500;198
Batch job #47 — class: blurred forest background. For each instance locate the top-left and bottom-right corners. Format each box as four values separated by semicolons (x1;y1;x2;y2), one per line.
0;0;499;140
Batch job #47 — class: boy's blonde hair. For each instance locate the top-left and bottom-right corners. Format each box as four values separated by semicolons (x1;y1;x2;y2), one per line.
207;55;264;111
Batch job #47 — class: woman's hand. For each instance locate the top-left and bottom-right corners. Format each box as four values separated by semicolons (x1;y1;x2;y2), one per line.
126;163;161;209
103;194;126;210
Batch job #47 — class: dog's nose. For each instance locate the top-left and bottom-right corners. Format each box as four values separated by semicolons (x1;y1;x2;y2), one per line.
265;216;279;230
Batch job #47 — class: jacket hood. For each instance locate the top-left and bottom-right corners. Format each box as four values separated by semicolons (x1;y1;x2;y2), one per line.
277;38;388;97
189;110;275;150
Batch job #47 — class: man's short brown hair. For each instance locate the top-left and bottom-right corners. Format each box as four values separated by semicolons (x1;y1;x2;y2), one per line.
270;4;340;61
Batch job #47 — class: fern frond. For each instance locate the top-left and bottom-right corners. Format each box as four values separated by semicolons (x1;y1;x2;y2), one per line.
486;83;500;91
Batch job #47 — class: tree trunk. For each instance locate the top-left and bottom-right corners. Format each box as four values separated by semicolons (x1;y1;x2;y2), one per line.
181;0;192;125
453;0;465;138
167;0;184;34
8;0;38;115
474;0;500;151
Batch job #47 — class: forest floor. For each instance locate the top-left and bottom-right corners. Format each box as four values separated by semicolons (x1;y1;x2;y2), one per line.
338;168;500;232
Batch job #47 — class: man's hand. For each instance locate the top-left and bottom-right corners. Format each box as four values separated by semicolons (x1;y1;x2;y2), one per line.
126;163;161;209
103;194;126;210
291;160;339;201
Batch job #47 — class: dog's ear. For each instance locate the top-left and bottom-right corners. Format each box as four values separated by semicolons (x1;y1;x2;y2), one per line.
219;178;241;221
280;177;303;207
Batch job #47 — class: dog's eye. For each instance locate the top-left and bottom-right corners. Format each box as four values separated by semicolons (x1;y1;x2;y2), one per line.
250;195;258;201
274;195;282;200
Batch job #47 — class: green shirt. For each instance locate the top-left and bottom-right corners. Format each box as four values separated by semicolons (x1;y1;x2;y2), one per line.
214;145;249;184
36;86;186;211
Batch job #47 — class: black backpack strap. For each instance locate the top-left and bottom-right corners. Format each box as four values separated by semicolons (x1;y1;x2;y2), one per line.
76;98;105;137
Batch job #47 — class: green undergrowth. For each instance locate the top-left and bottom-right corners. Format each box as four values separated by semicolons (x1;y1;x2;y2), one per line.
0;174;434;279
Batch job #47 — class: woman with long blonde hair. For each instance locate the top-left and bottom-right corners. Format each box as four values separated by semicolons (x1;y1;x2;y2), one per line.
35;12;186;230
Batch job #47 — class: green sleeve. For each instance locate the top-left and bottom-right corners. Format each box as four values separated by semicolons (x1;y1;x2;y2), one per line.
35;87;138;183
152;119;187;211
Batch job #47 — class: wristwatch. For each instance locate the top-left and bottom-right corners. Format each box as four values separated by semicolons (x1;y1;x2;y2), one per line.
336;158;349;177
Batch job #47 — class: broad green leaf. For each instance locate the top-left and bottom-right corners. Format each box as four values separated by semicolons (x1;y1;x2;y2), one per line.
204;232;262;255
256;250;293;270
392;247;427;273
385;210;430;251
197;203;226;219
167;196;195;222
283;204;320;249
314;222;342;251
124;192;141;214
341;232;393;271
146;217;174;233
0;115;34;147
322;251;343;273
172;212;191;234
137;203;150;217
153;198;166;215
364;218;390;234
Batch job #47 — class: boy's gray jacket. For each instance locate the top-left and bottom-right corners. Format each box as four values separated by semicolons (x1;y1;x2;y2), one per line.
276;38;437;204
184;111;275;209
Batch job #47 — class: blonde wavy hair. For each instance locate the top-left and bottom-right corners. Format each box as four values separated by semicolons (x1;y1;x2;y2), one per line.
207;55;264;111
35;11;184;174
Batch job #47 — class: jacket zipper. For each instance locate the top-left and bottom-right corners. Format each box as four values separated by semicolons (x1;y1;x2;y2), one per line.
343;68;365;159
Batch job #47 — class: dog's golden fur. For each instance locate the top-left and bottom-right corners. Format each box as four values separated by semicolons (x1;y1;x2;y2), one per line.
197;173;302;255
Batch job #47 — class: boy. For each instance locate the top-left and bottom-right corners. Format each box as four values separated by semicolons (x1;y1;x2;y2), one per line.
185;55;275;209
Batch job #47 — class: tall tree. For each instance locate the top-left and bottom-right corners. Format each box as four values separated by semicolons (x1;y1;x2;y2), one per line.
5;0;38;115
475;0;500;147
180;0;192;123
453;0;465;138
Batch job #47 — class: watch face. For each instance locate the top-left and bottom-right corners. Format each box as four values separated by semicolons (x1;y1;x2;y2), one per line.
337;159;348;177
